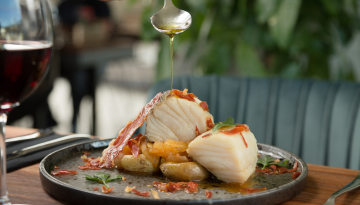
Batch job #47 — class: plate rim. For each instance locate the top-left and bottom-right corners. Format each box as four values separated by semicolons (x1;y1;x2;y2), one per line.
39;140;308;204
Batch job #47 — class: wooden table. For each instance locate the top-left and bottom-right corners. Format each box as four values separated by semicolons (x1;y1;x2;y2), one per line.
5;126;360;205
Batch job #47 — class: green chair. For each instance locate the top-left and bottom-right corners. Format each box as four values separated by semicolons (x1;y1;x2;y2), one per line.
145;75;360;170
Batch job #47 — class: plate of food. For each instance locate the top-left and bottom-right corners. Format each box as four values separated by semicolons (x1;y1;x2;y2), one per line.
39;89;307;205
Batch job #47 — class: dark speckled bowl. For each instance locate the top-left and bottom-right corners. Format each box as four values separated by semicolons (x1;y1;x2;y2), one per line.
39;140;307;205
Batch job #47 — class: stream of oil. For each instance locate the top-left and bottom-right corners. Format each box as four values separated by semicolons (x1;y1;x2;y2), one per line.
156;27;186;90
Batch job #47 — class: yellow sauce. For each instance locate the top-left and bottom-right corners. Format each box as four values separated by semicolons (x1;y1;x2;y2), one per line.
156;26;186;90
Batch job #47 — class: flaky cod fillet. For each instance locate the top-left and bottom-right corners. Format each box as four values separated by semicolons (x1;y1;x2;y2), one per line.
145;89;214;142
187;125;258;183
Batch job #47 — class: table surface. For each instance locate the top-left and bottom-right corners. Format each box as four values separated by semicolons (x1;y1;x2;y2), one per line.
5;126;360;205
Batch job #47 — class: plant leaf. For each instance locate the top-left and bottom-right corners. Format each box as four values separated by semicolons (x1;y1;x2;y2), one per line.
106;175;123;182
94;172;110;182
84;174;100;182
84;172;122;189
257;155;274;169
212;116;237;133
256;0;280;24
270;160;292;169
269;0;301;48
235;40;267;77
223;116;234;124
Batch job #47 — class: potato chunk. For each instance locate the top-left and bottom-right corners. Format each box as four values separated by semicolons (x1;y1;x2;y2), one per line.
121;154;159;173
160;162;210;181
114;145;132;169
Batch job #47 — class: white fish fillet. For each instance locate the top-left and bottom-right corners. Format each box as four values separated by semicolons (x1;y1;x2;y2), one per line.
187;127;258;183
145;90;214;142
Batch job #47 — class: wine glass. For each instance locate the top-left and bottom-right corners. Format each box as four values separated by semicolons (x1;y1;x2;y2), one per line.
0;0;53;203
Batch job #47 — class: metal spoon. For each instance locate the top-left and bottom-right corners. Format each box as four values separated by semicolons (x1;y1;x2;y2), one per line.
323;173;360;205
150;0;192;36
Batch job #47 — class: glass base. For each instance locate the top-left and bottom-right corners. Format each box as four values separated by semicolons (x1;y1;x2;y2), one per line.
0;194;10;205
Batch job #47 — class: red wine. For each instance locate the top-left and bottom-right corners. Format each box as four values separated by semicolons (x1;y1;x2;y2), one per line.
0;41;52;111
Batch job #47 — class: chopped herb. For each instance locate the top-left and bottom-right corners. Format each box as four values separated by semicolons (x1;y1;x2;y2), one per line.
212;116;238;133
270;160;292;169
257;155;274;170
84;172;122;188
257;156;292;169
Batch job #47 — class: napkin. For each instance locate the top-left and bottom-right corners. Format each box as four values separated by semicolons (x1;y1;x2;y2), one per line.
6;132;97;172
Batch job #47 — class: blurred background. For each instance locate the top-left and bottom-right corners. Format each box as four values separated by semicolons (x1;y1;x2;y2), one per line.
8;0;360;139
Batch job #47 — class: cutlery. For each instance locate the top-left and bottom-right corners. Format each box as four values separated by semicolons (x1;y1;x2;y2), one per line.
5;128;54;143
150;0;192;36
6;134;91;161
323;173;360;205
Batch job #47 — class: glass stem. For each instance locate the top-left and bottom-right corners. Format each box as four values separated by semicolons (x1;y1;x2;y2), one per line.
170;35;174;90
0;113;9;204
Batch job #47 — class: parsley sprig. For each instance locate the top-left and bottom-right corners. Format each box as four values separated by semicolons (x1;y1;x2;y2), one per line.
84;172;122;188
212;116;238;133
257;155;292;169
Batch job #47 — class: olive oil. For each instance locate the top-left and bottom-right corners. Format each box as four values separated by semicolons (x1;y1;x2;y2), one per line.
156;26;186;90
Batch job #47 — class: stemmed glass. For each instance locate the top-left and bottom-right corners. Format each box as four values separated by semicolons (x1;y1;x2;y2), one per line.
0;0;53;204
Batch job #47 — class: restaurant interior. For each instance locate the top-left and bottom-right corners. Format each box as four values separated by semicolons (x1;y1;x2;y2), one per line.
2;0;360;204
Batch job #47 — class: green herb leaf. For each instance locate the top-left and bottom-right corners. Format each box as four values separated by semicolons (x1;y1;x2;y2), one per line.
270;160;292;169
212;116;238;133
105;175;123;182
84;172;122;188
257;155;274;170
84;174;100;182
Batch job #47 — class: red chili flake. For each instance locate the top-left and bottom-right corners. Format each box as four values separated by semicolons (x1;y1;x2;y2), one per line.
131;133;143;142
153;182;168;192
291;172;301;180
127;140;140;158
102;186;114;194
202;133;212;138
173;182;190;193
83;151;91;156
89;157;101;167
205;190;212;198
256;168;275;174
51;170;78;176
206;117;214;129
219;124;249;148
171;89;197;102
270;164;277;172
54;166;60;169
128;134;146;158
199;102;209;111
83;157;95;162
153;181;198;194
240;133;248;148
185;181;199;193
220;124;250;135
278;167;288;174
195;126;200;136
93;187;99;191
78;165;101;170
256;162;300;176
132;189;150;197
289;161;298;172
239;187;267;194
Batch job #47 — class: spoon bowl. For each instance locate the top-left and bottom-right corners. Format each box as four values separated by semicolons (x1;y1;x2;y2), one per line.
151;0;192;36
